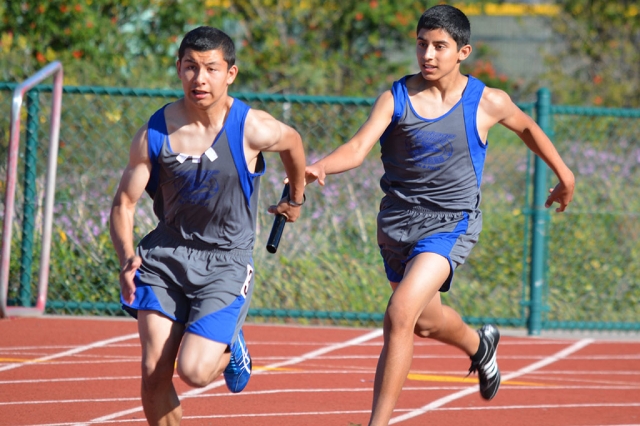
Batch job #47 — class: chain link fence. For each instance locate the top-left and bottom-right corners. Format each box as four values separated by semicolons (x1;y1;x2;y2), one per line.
542;106;640;329
0;83;638;332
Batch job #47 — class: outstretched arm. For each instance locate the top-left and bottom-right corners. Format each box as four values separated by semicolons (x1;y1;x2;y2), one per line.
306;90;395;186
244;109;306;222
480;88;575;212
109;125;151;304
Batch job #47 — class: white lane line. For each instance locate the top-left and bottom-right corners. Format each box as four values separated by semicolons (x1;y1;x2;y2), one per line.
1;397;140;406
0;343;139;351
0;334;139;373
0;376;140;385
0;359;139;368
389;338;595;424
80;328;384;425
184;328;384;396
4;383;640;408
3;337;634;352
22;402;640;426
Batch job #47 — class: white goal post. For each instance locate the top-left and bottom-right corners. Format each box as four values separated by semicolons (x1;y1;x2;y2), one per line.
0;61;63;318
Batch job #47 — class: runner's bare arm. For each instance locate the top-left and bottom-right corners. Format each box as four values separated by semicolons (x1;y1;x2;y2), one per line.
306;90;394;185
244;109;306;221
109;126;152;302
481;88;574;211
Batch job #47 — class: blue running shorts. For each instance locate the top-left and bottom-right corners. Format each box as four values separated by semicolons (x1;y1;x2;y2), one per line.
121;226;254;345
377;196;482;291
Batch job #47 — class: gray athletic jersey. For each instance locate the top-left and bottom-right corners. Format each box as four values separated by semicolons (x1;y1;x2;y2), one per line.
380;75;487;211
145;99;265;251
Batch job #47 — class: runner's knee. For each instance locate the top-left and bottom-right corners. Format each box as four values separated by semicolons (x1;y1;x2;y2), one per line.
177;357;224;388
386;301;418;334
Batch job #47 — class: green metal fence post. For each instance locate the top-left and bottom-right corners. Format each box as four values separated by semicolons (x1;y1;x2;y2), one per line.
18;89;40;306
529;87;552;335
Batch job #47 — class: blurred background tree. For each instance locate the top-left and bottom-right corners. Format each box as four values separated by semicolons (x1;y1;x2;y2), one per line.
0;0;433;95
1;0;514;97
1;1;638;104
542;0;640;107
0;0;210;86
460;41;520;94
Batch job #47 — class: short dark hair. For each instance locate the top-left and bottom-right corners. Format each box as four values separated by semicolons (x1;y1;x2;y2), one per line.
416;5;471;50
178;26;236;68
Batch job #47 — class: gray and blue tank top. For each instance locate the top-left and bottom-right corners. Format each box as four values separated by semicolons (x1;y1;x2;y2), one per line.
144;99;265;251
380;75;487;212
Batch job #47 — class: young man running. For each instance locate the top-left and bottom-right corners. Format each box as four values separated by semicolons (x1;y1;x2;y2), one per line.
110;26;306;425
305;5;574;425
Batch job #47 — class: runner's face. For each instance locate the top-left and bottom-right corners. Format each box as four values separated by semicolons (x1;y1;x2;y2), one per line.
416;28;470;81
177;48;237;106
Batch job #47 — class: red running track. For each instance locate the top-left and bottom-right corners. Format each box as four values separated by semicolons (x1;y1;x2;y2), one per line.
1;316;639;425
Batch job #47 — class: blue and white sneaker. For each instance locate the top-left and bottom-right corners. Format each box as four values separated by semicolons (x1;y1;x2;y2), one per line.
223;329;252;393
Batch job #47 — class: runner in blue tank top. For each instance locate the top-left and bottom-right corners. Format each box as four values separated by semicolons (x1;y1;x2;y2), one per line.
110;26;306;425
306;5;575;425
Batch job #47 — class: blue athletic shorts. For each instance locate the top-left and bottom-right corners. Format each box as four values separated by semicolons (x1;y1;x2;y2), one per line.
121;226;254;345
376;196;482;291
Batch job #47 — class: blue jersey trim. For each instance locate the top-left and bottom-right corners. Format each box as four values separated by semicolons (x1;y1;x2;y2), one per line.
380;76;409;145
226;99;266;207
144;100;265;207
462;76;488;188
145;104;170;199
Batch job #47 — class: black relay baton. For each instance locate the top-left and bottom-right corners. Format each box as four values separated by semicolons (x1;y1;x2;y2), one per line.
266;184;290;254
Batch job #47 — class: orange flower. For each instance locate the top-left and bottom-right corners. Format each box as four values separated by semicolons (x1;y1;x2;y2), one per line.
593;75;603;85
72;50;83;59
395;12;409;26
355;12;364;21
36;52;46;63
60;5;68;13
593;96;603;105
370;1;378;8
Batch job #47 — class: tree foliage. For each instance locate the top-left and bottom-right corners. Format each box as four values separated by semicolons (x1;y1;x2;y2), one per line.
0;0;209;86
8;0;635;104
223;0;426;96
1;0;492;96
0;0;428;94
543;0;640;107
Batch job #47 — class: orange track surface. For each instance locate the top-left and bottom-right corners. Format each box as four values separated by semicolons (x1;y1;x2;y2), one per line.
1;316;639;425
